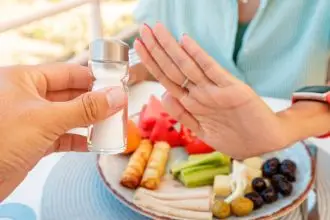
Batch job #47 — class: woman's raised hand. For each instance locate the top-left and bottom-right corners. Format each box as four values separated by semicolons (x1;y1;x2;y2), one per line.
134;23;292;159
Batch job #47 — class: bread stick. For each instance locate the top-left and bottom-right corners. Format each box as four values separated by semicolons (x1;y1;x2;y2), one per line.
120;139;153;189
140;141;170;190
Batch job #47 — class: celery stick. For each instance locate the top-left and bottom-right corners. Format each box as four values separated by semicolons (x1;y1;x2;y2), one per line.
188;153;231;165
171;152;223;177
180;166;230;188
180;164;218;176
188;154;211;161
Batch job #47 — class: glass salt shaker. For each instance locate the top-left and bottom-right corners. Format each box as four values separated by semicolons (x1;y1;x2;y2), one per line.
87;38;129;154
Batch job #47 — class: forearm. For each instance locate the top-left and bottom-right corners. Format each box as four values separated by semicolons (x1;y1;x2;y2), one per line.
277;101;330;144
0;147;40;201
0;170;28;202
0;159;27;201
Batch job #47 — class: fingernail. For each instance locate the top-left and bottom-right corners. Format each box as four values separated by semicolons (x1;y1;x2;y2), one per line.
134;37;144;46
106;87;126;110
154;21;162;28
143;23;152;30
161;91;167;99
180;33;187;44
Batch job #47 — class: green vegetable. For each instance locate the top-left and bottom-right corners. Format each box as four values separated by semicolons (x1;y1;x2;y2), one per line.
179;164;218;175
179;166;230;188
171;152;227;177
188;154;209;161
188;152;231;165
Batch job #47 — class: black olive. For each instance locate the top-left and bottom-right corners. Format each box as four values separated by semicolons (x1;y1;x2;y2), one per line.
277;180;293;196
252;177;267;193
282;160;297;172
245;192;264;210
279;160;297;182
271;174;288;192
272;174;287;183
261;187;278;204
268;157;280;167
284;173;296;182
262;157;280;178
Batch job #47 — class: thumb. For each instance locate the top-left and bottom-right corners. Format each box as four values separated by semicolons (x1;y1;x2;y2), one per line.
51;87;126;130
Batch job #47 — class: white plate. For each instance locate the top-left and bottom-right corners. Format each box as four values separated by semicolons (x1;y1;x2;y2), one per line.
97;82;315;220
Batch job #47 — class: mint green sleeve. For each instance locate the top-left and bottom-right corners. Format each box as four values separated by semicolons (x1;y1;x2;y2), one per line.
133;0;161;26
123;0;162;47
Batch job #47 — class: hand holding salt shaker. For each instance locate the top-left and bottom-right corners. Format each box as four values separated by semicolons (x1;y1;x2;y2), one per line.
87;38;129;154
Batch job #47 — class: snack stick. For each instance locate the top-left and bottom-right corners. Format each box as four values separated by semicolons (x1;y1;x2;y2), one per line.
140;141;170;190
120;139;153;189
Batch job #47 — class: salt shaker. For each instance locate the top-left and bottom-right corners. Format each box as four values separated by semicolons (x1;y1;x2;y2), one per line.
87;38;129;154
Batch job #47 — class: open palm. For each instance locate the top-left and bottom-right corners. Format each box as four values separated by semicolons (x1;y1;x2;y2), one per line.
134;23;290;159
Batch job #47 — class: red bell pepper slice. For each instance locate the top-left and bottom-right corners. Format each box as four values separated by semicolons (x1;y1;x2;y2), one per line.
185;140;215;155
179;125;214;154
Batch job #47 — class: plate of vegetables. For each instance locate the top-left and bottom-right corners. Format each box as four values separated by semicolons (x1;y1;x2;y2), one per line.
97;82;315;220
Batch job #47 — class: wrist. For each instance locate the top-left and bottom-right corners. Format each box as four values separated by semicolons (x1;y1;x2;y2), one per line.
0;149;39;201
277;101;330;142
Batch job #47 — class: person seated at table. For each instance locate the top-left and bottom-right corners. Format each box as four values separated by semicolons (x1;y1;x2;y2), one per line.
129;1;330;156
0;0;330;203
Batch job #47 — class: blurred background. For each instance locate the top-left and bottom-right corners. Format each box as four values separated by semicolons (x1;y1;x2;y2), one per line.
0;0;138;66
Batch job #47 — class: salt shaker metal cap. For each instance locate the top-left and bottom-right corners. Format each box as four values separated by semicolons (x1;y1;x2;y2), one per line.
89;38;129;62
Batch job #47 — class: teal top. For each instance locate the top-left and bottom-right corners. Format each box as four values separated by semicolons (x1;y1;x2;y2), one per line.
234;23;249;63
133;0;330;99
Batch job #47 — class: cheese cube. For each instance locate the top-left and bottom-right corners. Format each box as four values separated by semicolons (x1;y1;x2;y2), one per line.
247;167;262;180
213;175;231;197
243;157;264;170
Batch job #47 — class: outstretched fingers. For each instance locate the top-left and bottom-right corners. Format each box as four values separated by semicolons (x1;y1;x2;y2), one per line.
139;24;187;87
134;39;186;100
181;34;238;87
152;23;212;86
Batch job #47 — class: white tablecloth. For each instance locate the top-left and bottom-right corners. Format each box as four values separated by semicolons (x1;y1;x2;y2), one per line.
2;84;330;220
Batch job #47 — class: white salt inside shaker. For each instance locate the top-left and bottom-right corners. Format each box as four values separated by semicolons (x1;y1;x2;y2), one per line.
87;38;129;154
